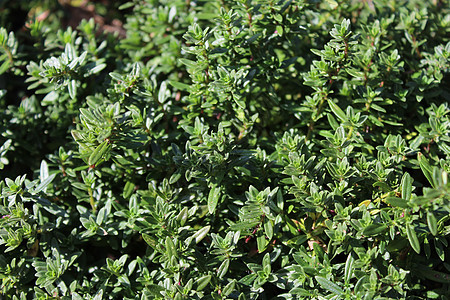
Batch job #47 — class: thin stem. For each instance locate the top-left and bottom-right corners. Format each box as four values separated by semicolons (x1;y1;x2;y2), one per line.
306;88;330;141
88;187;96;213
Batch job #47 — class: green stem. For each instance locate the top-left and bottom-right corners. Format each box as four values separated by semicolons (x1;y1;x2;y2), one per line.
346;126;354;140
88;187;96;213
306;90;328;141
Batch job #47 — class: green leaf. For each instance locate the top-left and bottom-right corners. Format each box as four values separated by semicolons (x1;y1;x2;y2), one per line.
386;197;409;208
88;141;111;166
264;220;273;240
289;287;312;296
142;233;157;250
169;171;181;184
315;276;344;295
122;181;135;199
208;184;221;214
262;253;271;274
239;273;257;285
325;0;339;9
0;60;10;75
168;80;191;91
418;153;435;188
344;254;354;284
401;172;413;201
327;113;339;130
165;236;177;258
373;181;392;192
34;173;56;194
435;239;445;261
40;160;49;181
195;275;211;291
363;224;388;236
217;259;230;279
158;81;168;104
176;207;188;227
257;232;268;252
68;79;77;99
327;100;347;122
276;25;283;36
229;221;260;231
427;211;437;236
406;223;420;254
354;276;368;294
222;280;236;297
192;225;210;244
118;2;134;9
178;58;197;68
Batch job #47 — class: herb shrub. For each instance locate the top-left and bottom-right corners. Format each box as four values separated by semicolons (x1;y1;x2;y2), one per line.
0;0;449;299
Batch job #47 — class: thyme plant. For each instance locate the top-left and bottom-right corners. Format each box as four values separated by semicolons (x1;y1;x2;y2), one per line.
0;0;449;299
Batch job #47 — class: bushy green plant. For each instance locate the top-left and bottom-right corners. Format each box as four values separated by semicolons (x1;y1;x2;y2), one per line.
1;0;449;299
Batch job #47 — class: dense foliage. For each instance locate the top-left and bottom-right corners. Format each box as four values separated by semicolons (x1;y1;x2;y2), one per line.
0;0;449;298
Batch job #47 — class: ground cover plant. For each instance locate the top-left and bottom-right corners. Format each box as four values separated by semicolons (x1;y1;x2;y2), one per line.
0;0;449;298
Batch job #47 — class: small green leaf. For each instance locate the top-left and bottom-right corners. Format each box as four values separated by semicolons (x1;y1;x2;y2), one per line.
262;253;271;274
122;181;135;199
208;184;221;214
344;254;354;284
169;171;181;184
89;63;106;74
142;233;157;249
192;225;210;244
217;259;230;279
88;141;110;166
401;172;413;201
239;273;257;286
222;280;236;297
257;232;268;252
373;181;392;192
195;275;211;291
427;211;437;236
165;236;177;258
327;99;347;122
40;160;49;181
315;276;344;295
158;81;168;104
176;207;188;227
327;113;339;130
386;197;409;208
418;153;435;188
406;223;420;254
68;79;77;99
289;287;311;296
178;58;196;68
354;276;368;294
264;220;273;240
0;60;10;75
363;224;388;236
168;80;191;91
119;2;135;9
229;221;260;231
325;0;339;9
34;173;56;194
276;25;283;36
435;239;445;261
